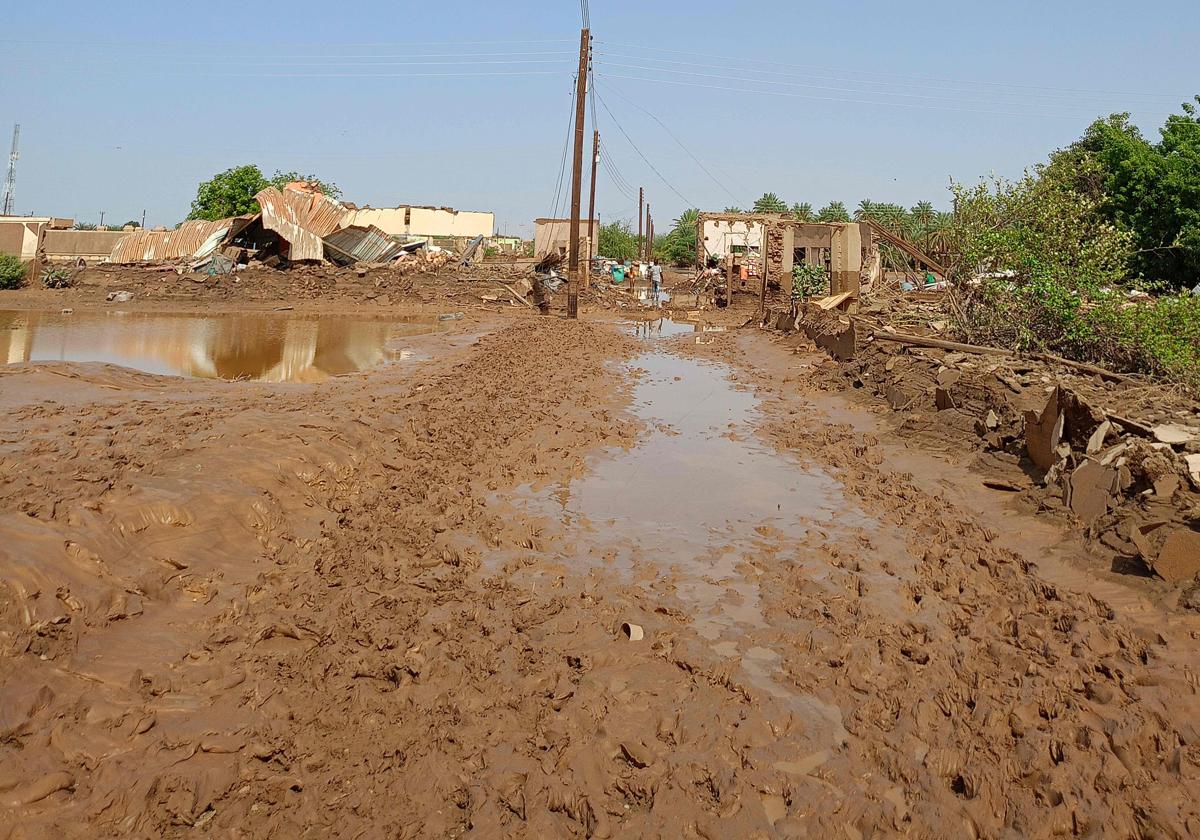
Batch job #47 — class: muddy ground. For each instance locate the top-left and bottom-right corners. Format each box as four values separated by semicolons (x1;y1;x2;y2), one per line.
2;276;1199;838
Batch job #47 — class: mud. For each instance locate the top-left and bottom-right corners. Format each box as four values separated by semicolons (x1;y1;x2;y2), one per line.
1;302;1199;838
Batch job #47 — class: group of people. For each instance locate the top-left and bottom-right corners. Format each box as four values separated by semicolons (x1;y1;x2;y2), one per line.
609;259;663;303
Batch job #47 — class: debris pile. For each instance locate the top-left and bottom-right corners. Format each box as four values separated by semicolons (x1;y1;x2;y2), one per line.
788;302;1200;599
105;184;459;275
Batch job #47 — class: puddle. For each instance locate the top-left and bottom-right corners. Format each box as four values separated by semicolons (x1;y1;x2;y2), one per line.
627;315;726;339
511;347;854;739
0;309;443;382
514;348;849;633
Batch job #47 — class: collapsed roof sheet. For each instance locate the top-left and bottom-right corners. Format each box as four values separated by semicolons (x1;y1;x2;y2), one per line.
255;187;350;262
323;225;410;265
109;217;254;264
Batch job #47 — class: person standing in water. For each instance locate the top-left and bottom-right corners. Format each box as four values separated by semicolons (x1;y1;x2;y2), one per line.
649;261;663;305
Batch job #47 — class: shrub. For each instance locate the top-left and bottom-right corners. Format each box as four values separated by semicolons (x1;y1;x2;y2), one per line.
0;252;26;289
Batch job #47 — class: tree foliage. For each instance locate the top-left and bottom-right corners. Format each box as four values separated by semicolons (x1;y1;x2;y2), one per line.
752;192;788;213
0;252;26;289
188;165;341;221
1050;97;1200;289
656;208;699;266
791;202;814;222
597;220;637;261
817;201;850;222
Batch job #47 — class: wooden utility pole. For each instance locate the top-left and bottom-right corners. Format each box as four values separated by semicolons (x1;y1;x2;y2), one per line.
566;28;590;319
643;204;650;260
586;128;599;285
637;187;644;261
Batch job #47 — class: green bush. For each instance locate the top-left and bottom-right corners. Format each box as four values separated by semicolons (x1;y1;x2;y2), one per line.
791;263;828;300
949;166;1200;393
0;252;26;289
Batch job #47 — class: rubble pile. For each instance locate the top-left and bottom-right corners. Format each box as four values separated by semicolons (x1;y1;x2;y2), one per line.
787;297;1200;604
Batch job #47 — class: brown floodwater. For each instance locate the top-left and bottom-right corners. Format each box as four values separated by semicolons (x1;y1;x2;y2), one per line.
0;309;443;382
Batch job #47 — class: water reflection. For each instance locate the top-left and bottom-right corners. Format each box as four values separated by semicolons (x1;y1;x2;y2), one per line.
0;309;439;382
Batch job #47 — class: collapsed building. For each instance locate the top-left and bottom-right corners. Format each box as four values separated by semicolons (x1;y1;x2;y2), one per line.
107;184;427;269
696;212;874;302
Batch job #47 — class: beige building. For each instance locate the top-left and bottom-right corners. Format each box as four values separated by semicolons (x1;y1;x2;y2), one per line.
0;216;73;261
344;206;493;240
534;217;596;261
697;212;869;299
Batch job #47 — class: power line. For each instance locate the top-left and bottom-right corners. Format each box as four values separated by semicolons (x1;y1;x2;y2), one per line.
595;72;1097;120
595;40;1186;102
549;84;578;222
0;37;577;48
596;52;1181;108
0;53;576;68
594;87;695;208
602;82;742;207
596;61;1109;118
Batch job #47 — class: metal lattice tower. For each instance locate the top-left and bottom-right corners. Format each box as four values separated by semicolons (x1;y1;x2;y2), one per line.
2;124;19;216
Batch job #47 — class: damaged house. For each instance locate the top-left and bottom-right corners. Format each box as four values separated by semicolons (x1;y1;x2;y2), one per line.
107;184;417;269
697;212;871;301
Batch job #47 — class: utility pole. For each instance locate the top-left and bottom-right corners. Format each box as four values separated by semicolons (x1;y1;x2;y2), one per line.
99;211;105;229
586;129;599;286
637;187;644;262
2;124;18;216
644;204;651;260
566;28;590;319
141;209;146;229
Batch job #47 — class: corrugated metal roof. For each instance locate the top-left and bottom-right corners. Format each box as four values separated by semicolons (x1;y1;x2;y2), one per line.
323;225;408;265
255;187;350;262
108;217;254;264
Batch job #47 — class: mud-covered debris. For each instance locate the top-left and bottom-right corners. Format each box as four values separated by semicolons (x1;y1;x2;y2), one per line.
1025;387;1064;471
1186;453;1200;490
1153;424;1197;445
105;290;133;303
1152;528;1200;583
1065;460;1118;524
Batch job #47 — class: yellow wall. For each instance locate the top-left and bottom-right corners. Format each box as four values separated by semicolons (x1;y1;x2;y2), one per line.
346;207;493;239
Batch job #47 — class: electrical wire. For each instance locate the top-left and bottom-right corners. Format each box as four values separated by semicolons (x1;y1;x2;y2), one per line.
595;72;1099;120
600;145;639;200
601;82;742;207
596;59;1122;115
596;61;1111;118
594;88;696;207
595;51;1181;108
548;84;577;222
595;40;1185;102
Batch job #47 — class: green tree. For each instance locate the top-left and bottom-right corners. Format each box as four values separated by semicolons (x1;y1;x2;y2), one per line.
723;206;743;214
792;202;814;222
597;220;637;261
656;208;700;266
817;201;850;222
188;165;342;221
74;222;97;231
121;220;140;229
1053;97;1200;288
752;192;788;213
269;170;342;199
189;165;270;220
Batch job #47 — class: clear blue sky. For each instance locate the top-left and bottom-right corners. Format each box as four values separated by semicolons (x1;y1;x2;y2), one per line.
2;1;1196;236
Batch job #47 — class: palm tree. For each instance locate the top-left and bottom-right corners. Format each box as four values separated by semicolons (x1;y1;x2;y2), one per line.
723;206;743;214
910;201;935;232
817;201;850;223
854;199;875;222
752;192;788;213
792;202;814;222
